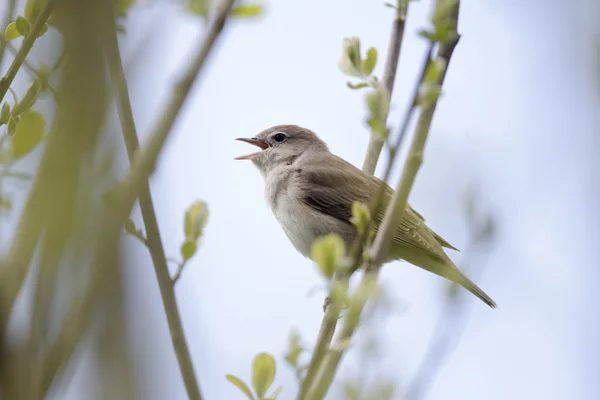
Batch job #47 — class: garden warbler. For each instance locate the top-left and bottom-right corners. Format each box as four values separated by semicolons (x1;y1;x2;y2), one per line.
235;125;496;308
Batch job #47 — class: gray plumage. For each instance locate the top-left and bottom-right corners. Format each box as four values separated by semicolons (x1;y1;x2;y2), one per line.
235;125;496;308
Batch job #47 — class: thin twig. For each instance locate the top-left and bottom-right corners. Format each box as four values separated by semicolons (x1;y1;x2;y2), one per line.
0;0;54;104
303;1;462;398
362;1;409;175
104;8;205;399
172;261;188;283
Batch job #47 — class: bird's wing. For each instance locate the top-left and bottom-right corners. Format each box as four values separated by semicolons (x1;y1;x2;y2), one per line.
294;154;448;260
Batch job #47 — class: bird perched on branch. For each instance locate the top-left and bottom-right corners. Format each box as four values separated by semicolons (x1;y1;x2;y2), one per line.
235;125;496;308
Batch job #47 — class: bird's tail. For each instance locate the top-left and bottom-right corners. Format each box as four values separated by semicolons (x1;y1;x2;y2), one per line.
455;273;497;308
403;251;497;308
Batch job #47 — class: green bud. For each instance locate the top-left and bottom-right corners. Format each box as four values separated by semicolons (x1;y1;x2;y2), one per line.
12;80;40;117
311;233;346;280
338;37;363;77
184;200;209;243
7;115;18;136
5;22;21;40
362;47;378;76
350;201;370;234
15;16;31;37
366;85;390;136
252;353;276;398
284;330;303;367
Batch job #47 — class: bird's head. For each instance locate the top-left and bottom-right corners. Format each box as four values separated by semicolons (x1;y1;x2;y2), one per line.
235;125;329;176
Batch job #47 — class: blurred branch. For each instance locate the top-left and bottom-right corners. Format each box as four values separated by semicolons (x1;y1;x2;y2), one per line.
0;0;113;395
104;7;205;400
115;0;236;212
0;0;54;104
0;0;18;66
362;0;409;174
302;1;462;398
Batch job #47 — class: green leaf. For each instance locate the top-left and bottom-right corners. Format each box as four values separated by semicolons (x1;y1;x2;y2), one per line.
12;80;40;116
16;16;31;37
331;337;352;352
7;115;18;137
346;82;369;90
362;47;377;76
0;103;10;125
284;330;303;367
5;22;21;40
338;37;363;77
350;201;370;234
25;0;43;22
226;375;256;400
184;200;209;243
366;86;390;136
230;4;264;17
252;353;276;398
180;241;197;262
186;0;208;17
266;386;283;400
310;233;345;280
11;110;44;159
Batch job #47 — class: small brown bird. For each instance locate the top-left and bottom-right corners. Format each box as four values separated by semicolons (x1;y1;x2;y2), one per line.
235;125;496;308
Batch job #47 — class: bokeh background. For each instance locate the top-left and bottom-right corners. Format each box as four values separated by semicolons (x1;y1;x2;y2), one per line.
2;0;599;399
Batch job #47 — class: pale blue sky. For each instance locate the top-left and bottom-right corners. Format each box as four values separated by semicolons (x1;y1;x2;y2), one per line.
19;0;597;399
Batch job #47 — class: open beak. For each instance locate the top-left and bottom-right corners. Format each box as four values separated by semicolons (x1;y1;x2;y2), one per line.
234;137;270;160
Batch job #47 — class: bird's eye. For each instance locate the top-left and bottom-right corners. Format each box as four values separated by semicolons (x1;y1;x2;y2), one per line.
273;132;288;143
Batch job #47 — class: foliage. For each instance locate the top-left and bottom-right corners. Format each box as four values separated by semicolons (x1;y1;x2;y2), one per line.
226;353;282;400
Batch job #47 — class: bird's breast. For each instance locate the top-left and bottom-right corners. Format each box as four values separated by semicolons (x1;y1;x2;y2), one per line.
264;171;346;258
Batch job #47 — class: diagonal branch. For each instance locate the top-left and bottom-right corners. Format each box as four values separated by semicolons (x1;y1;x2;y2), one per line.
103;8;204;400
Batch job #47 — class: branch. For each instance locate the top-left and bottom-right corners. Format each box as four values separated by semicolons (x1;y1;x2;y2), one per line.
0;0;54;104
302;43;434;400
362;1;409;174
116;0;235;206
303;1;462;398
370;2;460;265
297;5;411;398
39;0;237;393
298;35;430;400
104;9;204;400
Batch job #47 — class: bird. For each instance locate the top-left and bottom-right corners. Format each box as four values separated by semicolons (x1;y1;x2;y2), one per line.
235;124;496;308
